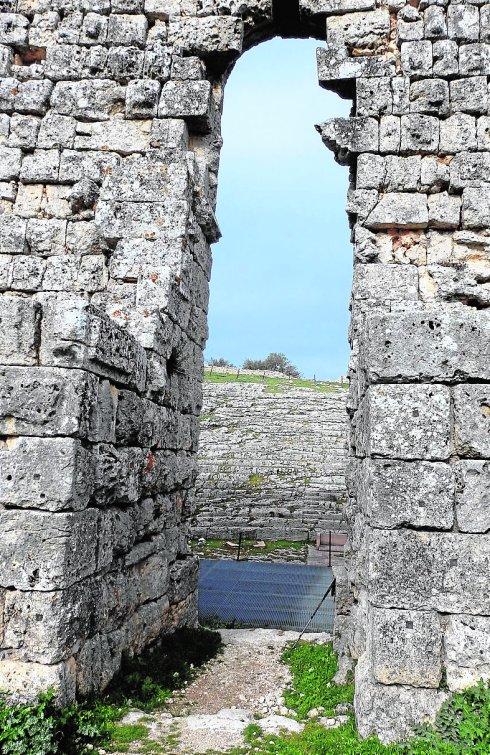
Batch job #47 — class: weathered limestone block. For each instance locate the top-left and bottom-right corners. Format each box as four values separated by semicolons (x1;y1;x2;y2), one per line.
74;118;152;154
20;149;60;183
433;39;458;76
0;436;93;512
447;4;479;43
356;77;392;117
0;366;116;440
326;8;390;49
169;555;199;604
317;43;394;84
453;384;490;459
126;79;161;118
356;459;454;530
143;0;197;20
352;263;418;302
365;193;428;229
355;385;451;460
158;79;214;133
462;186;490;229
317;117;378;160
301;0;375;14
59;148;122;182
401;41;433;77
455;461;490;534
0;78;53;115
410;78;449;116
0;659;76;706
459;43;490;77
39;295;147;391
370;607;443;688
445;615;490;692
400;114;439;153
99;154;189;203
168;16;243;61
360;307;490;383
450;77;488;115
115;389;168;447
108;14;148;46
0;509;100;591
355;653;447;744
51;80;126;121
96;196;189;242
439;114;477;154
0;294;40;365
450;152;490;190
428;193;461;229
0;13;29;46
368;529;490;615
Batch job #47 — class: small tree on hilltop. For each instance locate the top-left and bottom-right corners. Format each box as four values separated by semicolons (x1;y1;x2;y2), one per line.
243;353;301;378
208;357;234;368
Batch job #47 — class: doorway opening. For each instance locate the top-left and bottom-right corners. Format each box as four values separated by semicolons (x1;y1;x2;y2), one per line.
193;37;352;632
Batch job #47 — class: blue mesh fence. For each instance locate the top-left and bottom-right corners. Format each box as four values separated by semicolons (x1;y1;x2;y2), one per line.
198;559;335;632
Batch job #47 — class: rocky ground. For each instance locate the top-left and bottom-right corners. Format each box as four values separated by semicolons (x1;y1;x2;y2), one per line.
112;628;331;754
191;539;308;564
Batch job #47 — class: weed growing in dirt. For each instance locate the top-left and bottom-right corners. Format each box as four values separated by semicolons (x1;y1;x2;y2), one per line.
239;642;490;755
282;642;354;718
107;722;150;752
0;627;222;754
243;718;395;754
105;627;223;711
0;691;125;755
399;680;490;755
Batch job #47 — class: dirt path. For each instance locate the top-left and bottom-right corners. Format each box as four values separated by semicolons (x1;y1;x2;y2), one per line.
113;628;330;754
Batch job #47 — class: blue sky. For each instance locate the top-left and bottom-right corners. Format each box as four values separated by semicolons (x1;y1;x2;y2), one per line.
205;38;352;380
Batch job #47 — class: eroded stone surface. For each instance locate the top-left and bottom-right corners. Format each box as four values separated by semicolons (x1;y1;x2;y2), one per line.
193;375;348;540
0;0;488;745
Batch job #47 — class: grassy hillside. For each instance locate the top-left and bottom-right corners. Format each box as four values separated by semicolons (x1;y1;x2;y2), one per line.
203;371;347;394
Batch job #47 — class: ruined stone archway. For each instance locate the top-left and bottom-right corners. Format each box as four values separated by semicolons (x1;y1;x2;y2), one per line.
0;0;489;745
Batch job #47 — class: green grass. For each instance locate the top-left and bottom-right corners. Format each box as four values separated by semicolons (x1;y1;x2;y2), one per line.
235;643;490;755
243;718;396;754
107;722;149;752
282;642;354;718
247;472;266;488
191;538;307;561
225;642;393;754
203;371;346;394
0;627;222;755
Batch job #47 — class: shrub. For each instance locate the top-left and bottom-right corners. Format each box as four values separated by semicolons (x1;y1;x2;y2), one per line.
243;353;301;378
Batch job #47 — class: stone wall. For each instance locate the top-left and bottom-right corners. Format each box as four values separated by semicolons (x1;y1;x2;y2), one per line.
193;377;348;540
0;0;488;744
